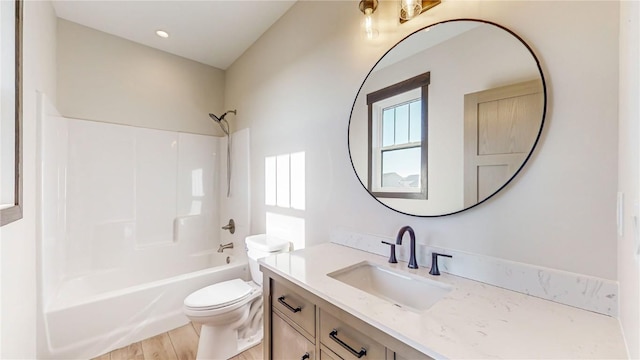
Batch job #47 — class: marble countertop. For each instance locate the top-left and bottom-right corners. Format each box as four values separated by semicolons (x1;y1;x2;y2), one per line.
259;243;627;359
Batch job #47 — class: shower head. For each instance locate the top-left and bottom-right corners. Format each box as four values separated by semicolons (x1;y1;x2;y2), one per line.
208;110;236;135
209;113;222;123
209;110;237;122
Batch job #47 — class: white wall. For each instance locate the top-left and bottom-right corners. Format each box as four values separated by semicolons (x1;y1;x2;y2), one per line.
0;1;57;358
226;0;620;282
57;19;226;136
618;1;640;357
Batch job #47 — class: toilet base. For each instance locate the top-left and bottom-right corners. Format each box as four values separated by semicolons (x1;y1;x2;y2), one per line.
237;328;263;354
192;293;264;360
196;323;263;360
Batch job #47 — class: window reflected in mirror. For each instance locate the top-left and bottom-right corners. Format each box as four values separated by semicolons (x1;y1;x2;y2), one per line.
367;72;429;199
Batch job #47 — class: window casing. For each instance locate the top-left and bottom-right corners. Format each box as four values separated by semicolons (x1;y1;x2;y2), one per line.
366;72;429;199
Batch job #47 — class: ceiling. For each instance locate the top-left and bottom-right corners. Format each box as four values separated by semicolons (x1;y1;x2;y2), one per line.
52;0;297;70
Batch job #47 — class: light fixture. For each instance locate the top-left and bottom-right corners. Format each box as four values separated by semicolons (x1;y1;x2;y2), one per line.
359;0;379;40
399;0;441;23
155;30;169;38
400;0;422;21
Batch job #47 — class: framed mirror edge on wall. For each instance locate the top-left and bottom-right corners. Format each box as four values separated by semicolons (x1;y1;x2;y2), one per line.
347;18;547;218
1;0;24;227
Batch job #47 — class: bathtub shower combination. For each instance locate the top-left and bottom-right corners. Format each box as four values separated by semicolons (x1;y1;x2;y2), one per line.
39;112;249;359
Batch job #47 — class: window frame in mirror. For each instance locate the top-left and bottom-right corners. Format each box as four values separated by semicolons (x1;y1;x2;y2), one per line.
1;0;23;226
367;71;430;199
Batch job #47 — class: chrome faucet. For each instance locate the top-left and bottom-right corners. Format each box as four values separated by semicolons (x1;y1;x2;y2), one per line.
217;242;234;253
396;226;418;269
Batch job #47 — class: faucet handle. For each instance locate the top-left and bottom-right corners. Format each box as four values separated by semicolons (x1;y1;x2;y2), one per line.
222;219;235;234
429;252;452;276
381;241;398;264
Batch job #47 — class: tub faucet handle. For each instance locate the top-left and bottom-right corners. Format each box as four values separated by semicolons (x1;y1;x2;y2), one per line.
222;219;235;234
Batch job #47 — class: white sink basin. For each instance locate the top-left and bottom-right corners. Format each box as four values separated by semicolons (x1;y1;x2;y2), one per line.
327;261;452;312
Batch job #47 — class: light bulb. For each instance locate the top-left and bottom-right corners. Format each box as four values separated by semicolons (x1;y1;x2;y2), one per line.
363;8;379;40
400;0;422;21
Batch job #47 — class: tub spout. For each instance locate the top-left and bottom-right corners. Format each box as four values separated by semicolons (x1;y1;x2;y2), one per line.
218;242;234;253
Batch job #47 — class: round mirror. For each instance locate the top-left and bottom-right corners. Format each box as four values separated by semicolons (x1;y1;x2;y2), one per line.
348;19;546;217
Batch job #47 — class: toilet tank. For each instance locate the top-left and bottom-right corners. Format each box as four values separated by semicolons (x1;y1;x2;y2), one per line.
245;234;290;285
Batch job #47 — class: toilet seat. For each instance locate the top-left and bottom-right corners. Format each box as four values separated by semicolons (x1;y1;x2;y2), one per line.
183;280;261;318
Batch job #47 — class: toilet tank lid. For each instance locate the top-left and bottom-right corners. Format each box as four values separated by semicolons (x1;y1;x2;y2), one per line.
245;234;289;252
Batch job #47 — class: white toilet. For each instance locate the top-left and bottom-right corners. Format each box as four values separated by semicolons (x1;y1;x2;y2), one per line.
183;234;289;360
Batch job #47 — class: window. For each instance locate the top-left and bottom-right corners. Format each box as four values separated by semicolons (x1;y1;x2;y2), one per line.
367;72;429;199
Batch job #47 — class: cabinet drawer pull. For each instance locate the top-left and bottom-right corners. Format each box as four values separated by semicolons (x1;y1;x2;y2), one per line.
301;352;310;360
329;329;367;358
278;296;302;313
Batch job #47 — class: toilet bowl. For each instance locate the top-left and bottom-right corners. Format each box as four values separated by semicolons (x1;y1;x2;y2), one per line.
184;234;289;360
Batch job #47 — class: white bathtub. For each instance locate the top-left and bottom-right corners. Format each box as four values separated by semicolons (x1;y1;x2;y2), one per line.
42;252;248;360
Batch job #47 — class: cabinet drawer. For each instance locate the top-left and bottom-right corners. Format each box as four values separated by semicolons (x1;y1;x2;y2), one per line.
320;345;343;360
272;311;315;360
319;310;386;360
271;279;316;338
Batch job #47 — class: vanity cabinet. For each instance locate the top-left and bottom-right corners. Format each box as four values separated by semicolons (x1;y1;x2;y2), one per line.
262;269;433;360
319;346;342;360
271;280;316;340
272;311;315;360
319;310;386;359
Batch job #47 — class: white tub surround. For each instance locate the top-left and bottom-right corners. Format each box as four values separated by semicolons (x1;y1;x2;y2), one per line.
41;116;222;293
260;243;627;359
331;228;619;317
38;115;252;359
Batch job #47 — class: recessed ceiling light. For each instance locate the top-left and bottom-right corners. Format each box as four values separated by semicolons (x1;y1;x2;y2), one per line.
156;30;169;38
